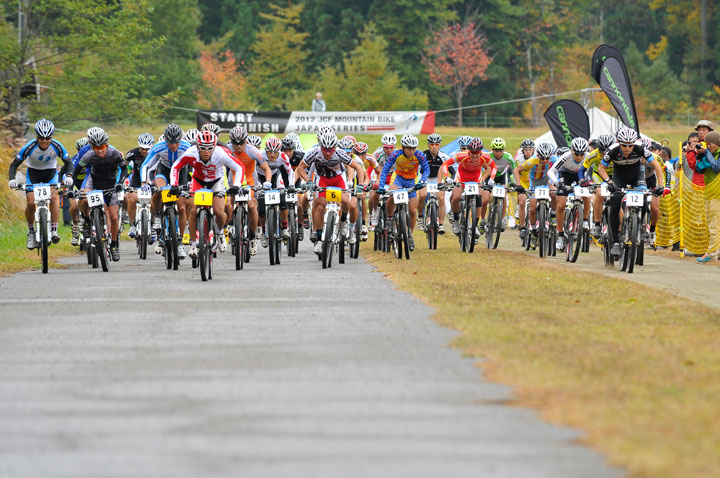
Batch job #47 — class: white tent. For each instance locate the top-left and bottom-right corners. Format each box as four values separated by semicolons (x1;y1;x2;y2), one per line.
533;107;653;146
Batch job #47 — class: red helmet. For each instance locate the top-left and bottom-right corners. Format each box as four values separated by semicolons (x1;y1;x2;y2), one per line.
197;130;217;148
341;135;357;146
468;137;484;153
265;136;282;152
353;142;368;154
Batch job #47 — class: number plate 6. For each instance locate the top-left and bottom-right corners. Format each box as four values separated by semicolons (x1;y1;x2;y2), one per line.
33;184;51;202
464;182;479;195
326;187;342;203
393;190;409;204
535;186;550;200
492;185;506;198
87;190;104;207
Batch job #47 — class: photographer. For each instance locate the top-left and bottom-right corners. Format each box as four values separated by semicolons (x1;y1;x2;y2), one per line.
694;131;720;262
686;131;706;187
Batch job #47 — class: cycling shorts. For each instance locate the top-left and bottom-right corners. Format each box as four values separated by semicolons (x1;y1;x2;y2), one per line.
26;168;58;190
556;171;579;196
318;175;346;199
191;176;223;193
393;175;418;199
83;175;119;206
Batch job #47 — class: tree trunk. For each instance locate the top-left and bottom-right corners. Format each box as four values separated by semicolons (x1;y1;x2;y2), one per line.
701;0;707;81
456;91;463;127
527;45;538;127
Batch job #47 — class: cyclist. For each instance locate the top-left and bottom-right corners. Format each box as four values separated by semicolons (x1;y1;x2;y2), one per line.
71;127;127;261
247;135;262;149
124;133;154;239
58;137;88;246
514;139;535;239
440;137;495;239
376;134;429;251
201;123;226;148
579;133;615;238
513;142;557;248
282;134;307;240
255;136;294;246
183;128;200;145
597;127;665;258
7;119;70;248
547;137;591;250
228;126;272;256
352;141;380;241
421;133;450;234
485;137;516;230
336;137;367;246
295;129;368;256
169;130;243;259
139;124;191;257
368;133;397;227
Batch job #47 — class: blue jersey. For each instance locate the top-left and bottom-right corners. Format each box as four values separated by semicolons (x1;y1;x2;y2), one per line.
15;139;68;171
379;150;430;186
140;140;191;182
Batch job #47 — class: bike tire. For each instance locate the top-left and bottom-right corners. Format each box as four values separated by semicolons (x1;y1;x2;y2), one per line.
339;222;345;264
233;207;243;270
287;208;296;257
93;207;109;272
538;203;546;258
459;198;469;252
492;198;504;249
427;201;438;250
140;209;149;260
570;205;583;263
485;202;496;250
468;197;478;254
403;206;411;259
267;207;277;266
39;208;49;274
322;212;335;269
627;211;639;274
198;209;211;281
168;208;179;270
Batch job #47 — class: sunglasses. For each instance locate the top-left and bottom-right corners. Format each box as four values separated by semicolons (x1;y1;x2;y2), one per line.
620;143;634;148
231;140;246;146
36;136;52;141
198;144;215;151
92;144;108;152
321;147;336;154
166;140;180;145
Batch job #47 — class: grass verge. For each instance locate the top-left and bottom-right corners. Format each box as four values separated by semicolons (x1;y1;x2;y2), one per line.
365;233;720;478
0;222;79;275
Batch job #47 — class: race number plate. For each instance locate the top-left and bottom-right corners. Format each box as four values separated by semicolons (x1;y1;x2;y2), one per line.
535;186;550;200
601;183;610;197
265;190;281;205
117;190;125;202
87;190;105;207
426;183;438;193
33;184;51;202
573;186;591;198
285;192;297;202
235;189;249;202
626;191;643;207
464;182;479;195
194;189;213;206
138;188;152;200
326;187;342;203
161;187;177;203
393;189;409;204
492;185;506;198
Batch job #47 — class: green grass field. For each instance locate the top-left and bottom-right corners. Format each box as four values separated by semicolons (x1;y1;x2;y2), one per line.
0;222;78;275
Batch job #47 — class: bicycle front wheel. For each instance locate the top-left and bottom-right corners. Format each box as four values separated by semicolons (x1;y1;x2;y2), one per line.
322;212;335;269
198;209;211;281
427;201;438;250
233;207;243;270
537;203;546;258
39;208;49;274
569;204;583;263
468;197;478;254
485;201;496;250
92;207;109;272
267;207;277;266
627;210;639;274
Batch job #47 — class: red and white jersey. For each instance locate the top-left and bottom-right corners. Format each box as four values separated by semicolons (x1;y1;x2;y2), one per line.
171;145;244;187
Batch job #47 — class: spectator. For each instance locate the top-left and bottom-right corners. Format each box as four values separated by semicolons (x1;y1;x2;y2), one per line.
312;92;326;112
696;130;720;262
685;132;706;186
695;119;714;142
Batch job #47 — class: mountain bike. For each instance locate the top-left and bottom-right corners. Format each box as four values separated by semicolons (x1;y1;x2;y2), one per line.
159;185;183;270
258;187;283;266
455;181;481;253
193;188;225;281
317;186;350;268
484;183;513;250
230;186;251;270
562;184;592;263
373;183;391;253
78;188;115;272
423;182;447;250
389;187;412;259
349;184;365;259
15;183;61;273
285;186;299;258
127;186;152;260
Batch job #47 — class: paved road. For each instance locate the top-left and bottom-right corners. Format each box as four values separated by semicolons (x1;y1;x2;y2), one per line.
0;239;621;478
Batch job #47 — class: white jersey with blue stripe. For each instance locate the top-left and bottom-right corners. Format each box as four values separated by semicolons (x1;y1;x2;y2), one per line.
15;139;68;171
140;139;191;182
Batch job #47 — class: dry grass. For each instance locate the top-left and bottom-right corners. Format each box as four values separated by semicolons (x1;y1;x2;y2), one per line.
365;234;720;478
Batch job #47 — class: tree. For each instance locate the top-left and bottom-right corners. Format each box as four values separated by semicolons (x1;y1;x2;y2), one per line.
304;24;427;111
246;3;309;110
423;21;492;126
196;43;253;110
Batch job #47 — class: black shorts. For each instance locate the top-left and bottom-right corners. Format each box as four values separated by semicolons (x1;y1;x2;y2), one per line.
27;168;58;186
646;174;657;189
129;171;141;188
556;171;579;196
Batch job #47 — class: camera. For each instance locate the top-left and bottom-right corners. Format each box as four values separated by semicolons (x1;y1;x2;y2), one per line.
696;142;707;149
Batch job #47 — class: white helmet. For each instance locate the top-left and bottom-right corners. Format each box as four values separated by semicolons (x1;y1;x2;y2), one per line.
247;135;262;148
183;128;200;144
401;134;419;148
570;137;589;154
317;129;338;149
34;118;55;139
137;133;154;149
317;126;334;140
536;142;556;159
616;126;638;145
87;127;109;147
381;133;397;146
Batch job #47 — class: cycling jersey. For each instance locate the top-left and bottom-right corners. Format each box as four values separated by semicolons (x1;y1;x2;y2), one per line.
73;146;127;191
582;148;612;179
171;145;243;191
601;143;654;169
379;150;429;185
12;139;68;172
514;151;533;188
302;147;354;178
230;143;265;185
140;139;191;182
489;151;516;182
258;150;293;188
125;147;148;188
423;149;450;178
440;151;496;177
518;155;556;187
547;151;584;185
287;150;304;169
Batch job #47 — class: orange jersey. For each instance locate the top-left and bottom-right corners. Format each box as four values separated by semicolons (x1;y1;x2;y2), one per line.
442;151;497;175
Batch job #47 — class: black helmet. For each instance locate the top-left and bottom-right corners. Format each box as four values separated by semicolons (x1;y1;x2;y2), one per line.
164;124;183;142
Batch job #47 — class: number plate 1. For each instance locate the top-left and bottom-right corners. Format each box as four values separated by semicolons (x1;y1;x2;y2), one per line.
464;182;479;195
194;189;213;206
87;190;104;207
265;190;281;205
626;192;643;207
426;183;438;193
535;186;550;200
33;183;51;202
393;189;409;204
492;185;506;198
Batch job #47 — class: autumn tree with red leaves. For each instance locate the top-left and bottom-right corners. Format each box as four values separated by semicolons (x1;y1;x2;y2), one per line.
423;22;492;126
196;46;253;110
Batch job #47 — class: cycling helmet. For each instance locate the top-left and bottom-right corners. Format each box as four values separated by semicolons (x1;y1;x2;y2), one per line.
641;137;652;149
318;129;338;149
353;142;369;155
401;134;419;148
75;137;88;151
338;137;354;152
196;130;217;148
570;137;589;154
265;136;282;152
596;133;614;151
381;133;397;146
616;126;638;144
281;137;296;150
458;135;472;148
556;146;570;156
427;133;442;144
247;135;262;148
183;128;200;144
163;123;183;142
201;122;222;136
536;142;556;159
229;126;248;144
468;137;484;153
341;135;357;146
491;137;506;150
520;139;535;149
87;127;109;147
137;133;154;149
34;118;55;139
317;126;334;140
285;132;300;144
158;135;165;143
